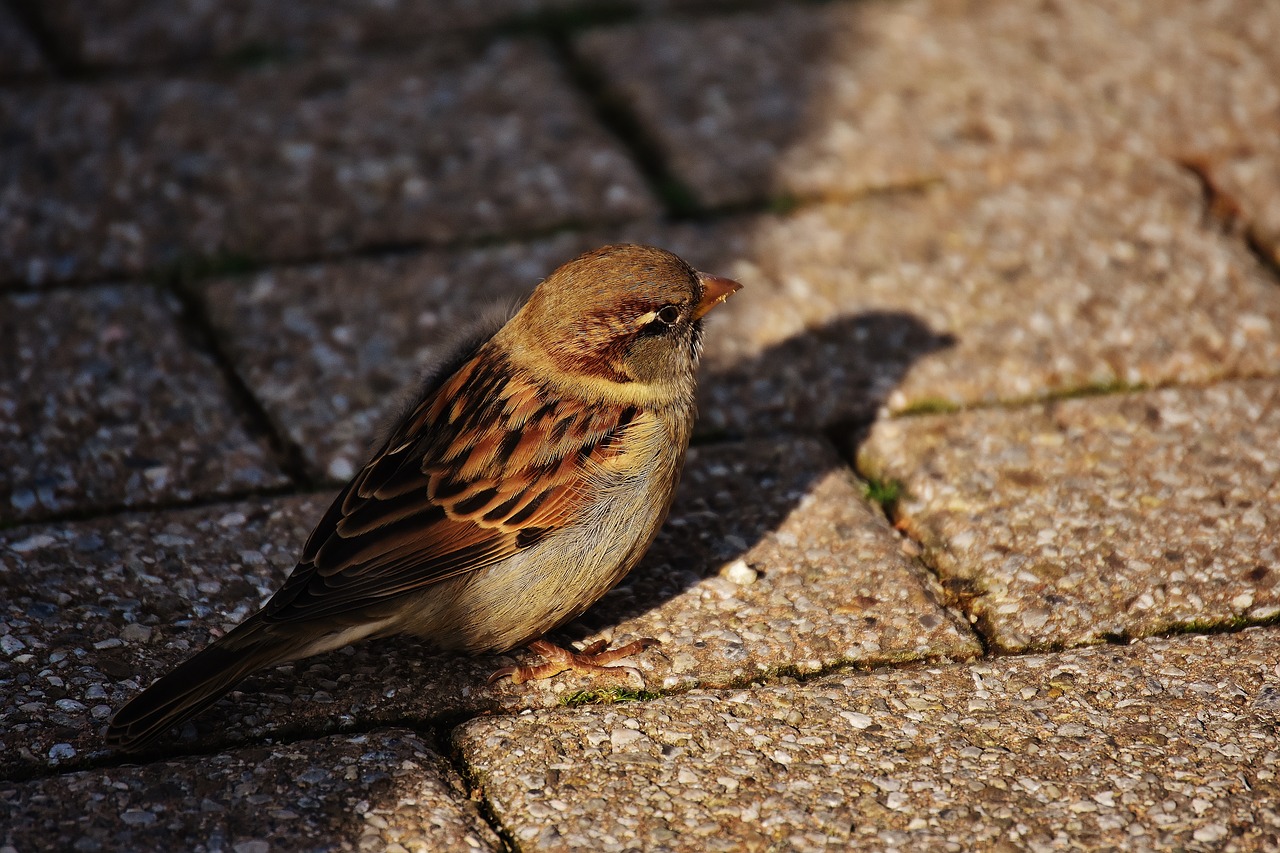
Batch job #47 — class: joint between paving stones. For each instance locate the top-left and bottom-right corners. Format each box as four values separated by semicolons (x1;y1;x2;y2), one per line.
435;725;523;853
546;31;703;220
158;274;319;487
1177;154;1280;285
836;427;995;656
3;0;85;76
0;482;309;536
887;370;1280;422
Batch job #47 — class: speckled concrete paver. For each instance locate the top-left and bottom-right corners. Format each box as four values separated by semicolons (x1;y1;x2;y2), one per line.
203;223;918;480
577;0;1280;208
563;436;979;689
29;0;717;68
859;379;1280;652
0;40;654;287
1;729;500;852
670;159;1280;428
0;437;972;775
198;155;1280;468
457;628;1280;853
199;232;611;480
31;0;564;66
0;493;322;776
0;6;46;78
1202;140;1280;269
0;286;285;524
7;0;1280;845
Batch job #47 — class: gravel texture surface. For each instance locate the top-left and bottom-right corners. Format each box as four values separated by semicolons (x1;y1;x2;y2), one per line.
201;223;931;480
577;0;1280;207
1;729;500;851
859;379;1280;652
0;285;285;524
31;0;724;67
1203;139;1280;270
199;232;618;481
0;40;654;287
661;160;1280;427
457;628;1280;852
32;0;582;66
5;0;1280;847
197;155;1280;474
1;438;972;776
0;5;46;78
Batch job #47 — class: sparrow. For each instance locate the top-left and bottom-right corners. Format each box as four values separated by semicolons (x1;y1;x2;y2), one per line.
106;244;740;750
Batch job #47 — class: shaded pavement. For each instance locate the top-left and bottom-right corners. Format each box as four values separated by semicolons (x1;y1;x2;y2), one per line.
2;0;1278;850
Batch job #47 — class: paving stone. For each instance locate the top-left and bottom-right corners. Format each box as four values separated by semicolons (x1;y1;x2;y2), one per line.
858;379;1280;652
1200;140;1280;270
204;224;909;480
31;0;718;68
669;159;1280;427
456;628;1280;852
0;729;501;851
561;436;979;691
576;0;1280;207
201;156;1279;467
0;5;46;78
199;232;613;481
0;492;326;777
0;285;286;525
0;40;655;287
32;0;562;66
0;437;974;776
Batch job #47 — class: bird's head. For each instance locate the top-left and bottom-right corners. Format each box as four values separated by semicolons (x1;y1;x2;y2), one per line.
499;244;741;406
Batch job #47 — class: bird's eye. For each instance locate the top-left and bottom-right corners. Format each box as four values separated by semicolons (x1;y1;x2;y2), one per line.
656;304;681;325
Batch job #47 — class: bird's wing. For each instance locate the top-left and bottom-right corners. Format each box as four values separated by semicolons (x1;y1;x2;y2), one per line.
262;347;639;624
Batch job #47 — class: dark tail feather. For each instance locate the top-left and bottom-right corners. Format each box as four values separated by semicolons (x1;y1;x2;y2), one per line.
105;618;296;751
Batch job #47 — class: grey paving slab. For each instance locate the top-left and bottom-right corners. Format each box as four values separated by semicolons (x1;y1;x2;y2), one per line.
1205;140;1280;270
201;156;1280;466
31;0;720;68
0;438;973;776
561;436;979;690
0;285;286;525
1;492;326;776
0;40;655;287
576;0;1280;207
667;159;1280;428
0;5;46;78
198;232;612;481
858;379;1280;653
202;224;898;481
1;729;500;852
32;0;564;66
456;628;1280;853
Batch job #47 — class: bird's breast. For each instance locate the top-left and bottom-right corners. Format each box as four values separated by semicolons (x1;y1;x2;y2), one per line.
413;406;690;654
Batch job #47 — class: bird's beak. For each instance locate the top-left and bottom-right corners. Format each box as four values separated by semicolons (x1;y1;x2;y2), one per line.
693;272;742;319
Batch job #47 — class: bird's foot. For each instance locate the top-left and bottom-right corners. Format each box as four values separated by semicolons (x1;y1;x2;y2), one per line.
489;637;659;685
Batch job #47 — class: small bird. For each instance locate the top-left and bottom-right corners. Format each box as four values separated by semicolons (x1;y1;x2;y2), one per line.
106;244;740;750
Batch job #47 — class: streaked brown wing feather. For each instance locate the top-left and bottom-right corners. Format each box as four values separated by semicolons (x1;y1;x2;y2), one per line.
262;347;634;624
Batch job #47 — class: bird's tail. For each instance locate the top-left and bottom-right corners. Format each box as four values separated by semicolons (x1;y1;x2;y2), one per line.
105;616;297;751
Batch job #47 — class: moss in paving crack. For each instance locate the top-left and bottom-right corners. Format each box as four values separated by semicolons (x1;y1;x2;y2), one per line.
221;42;295;69
560;687;659;707
861;477;902;515
767;193;801;216
655;177;702;218
898;397;962;416
151;251;261;289
1054;379;1150;401
1161;610;1280;635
